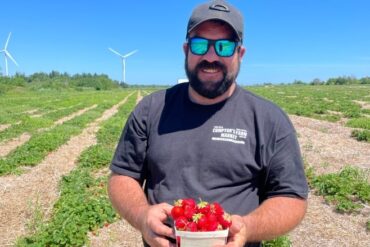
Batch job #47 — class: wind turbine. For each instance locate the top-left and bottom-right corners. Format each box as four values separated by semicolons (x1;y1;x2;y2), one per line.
1;32;18;77
109;48;138;84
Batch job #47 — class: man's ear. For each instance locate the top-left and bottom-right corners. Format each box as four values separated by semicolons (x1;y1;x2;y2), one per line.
238;46;246;62
183;43;189;55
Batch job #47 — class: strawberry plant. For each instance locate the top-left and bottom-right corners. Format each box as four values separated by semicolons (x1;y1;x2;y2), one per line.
16;92;136;246
262;236;291;247
308;165;370;213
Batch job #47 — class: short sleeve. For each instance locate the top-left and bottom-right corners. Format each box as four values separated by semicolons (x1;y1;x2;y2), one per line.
263;131;309;199
110;97;150;183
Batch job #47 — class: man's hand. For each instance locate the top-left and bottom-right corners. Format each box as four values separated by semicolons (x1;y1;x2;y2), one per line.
215;215;247;247
139;202;176;247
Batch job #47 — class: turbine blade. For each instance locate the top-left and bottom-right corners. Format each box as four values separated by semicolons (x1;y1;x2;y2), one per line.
5;50;18;66
123;49;138;58
108;48;123;57
4;32;11;50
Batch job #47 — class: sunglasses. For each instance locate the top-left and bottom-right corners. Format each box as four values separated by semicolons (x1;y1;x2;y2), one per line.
188;36;240;57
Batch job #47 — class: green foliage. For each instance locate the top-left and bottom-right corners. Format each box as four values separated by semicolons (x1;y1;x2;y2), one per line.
78;144;112;169
0;71;120;92
351;129;370;142
0;94;126;175
16;92;137;246
326;76;355;85
247;85;370;143
17;169;117;247
262;236;292;247
309;166;370;213
346;118;370;130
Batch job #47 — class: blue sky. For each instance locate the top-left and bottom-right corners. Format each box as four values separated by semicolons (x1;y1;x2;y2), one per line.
1;0;369;85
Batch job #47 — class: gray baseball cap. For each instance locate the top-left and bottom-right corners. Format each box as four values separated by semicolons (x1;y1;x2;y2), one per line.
186;0;244;42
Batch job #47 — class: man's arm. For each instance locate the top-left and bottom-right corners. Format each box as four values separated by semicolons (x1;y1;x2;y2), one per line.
222;196;307;246
108;173;175;247
108;173;148;229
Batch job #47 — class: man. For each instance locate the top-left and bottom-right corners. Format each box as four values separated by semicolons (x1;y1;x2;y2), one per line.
108;1;308;246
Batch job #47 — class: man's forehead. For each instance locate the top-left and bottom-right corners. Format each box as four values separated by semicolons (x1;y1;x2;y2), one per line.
189;20;235;37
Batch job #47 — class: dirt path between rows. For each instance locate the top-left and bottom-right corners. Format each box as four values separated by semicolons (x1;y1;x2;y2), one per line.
0;124;11;132
0;93;133;246
89;114;370;247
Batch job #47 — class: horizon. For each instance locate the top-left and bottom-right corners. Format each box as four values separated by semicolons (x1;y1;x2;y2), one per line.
1;0;370;85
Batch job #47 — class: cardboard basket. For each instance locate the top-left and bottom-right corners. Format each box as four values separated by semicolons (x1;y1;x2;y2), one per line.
175;229;228;247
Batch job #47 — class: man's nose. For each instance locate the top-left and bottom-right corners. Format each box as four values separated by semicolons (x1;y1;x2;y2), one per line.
202;44;219;62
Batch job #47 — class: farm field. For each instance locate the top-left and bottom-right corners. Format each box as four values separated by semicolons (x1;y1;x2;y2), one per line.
0;85;369;246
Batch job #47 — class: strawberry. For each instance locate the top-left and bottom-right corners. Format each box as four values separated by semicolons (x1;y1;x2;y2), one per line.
175;216;188;230
171;206;184;220
206;213;218;231
218;213;232;229
183;205;196;220
210;202;224;216
172;198;232;232
186;221;198;232
193;213;208;231
197;200;210;215
182;198;196;209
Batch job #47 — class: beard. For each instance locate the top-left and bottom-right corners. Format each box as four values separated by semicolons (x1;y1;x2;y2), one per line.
185;56;240;99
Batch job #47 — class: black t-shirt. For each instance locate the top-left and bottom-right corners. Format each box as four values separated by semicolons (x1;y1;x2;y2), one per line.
111;83;308;246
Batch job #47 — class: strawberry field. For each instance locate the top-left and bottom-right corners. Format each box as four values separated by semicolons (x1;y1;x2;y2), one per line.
0;85;369;246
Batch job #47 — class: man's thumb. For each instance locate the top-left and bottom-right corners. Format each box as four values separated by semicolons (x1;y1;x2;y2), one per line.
229;215;244;235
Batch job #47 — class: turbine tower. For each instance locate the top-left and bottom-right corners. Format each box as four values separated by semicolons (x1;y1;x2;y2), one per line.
108;48;138;84
1;32;18;77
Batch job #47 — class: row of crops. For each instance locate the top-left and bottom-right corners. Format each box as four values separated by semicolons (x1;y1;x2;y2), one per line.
0;85;369;246
16;90;139;246
248;84;370;142
0;90;140;175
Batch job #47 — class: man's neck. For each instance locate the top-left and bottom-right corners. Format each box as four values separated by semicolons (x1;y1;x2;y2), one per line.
188;83;236;105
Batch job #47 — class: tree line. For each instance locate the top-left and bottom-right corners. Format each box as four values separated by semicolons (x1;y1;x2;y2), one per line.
292;76;370;85
0;71;128;93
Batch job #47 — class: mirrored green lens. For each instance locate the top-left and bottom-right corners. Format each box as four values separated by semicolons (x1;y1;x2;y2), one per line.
215;40;236;57
190;38;209;55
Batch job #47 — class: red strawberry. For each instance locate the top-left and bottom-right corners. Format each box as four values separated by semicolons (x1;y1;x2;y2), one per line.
183;205;196;220
186;221;198;232
192;213;208;231
218;213;232;229
210;202;224;216
182;198;196;209
175;216;188;230
197;200;210;215
171;206;184;220
206;214;218;231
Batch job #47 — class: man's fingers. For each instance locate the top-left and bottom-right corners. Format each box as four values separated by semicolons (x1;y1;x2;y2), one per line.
153;235;176;247
153;221;175;238
160;202;174;217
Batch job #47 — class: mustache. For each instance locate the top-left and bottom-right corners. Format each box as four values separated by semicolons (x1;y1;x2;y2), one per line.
195;60;226;72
